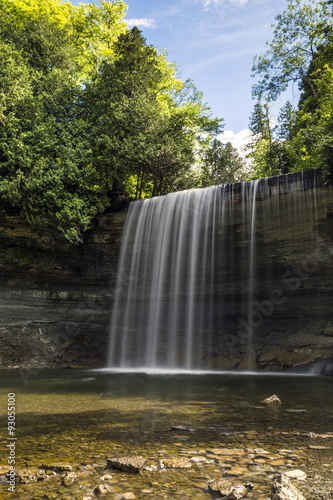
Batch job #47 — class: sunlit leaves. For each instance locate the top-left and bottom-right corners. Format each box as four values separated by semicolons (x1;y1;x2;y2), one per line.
252;0;332;101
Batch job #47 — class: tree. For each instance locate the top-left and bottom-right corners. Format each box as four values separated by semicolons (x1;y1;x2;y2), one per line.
201;140;245;187
0;0;128;83
276;101;297;140
290;64;333;174
81;28;222;198
249;100;272;143
252;0;332;102
0;20;107;244
247;100;293;178
80;28;170;193
0;1;224;243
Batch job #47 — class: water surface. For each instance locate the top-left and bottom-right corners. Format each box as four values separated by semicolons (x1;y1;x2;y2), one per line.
0;371;332;499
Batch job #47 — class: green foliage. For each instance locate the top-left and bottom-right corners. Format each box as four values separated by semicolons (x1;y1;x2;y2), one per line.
248;0;333;179
290;64;333;174
80;28;222;199
252;0;332;102
201;140;245;187
0;1;223;243
0;242;55;267
0;14;107;244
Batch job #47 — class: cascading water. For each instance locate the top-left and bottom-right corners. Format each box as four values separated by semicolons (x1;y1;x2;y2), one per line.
107;170;324;371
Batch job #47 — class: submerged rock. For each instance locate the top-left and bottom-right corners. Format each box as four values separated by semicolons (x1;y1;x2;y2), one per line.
99;474;113;481
93;483;112;495
159;457;192;469
271;473;306;500
106;456;147;473
208;478;247;499
284;469;307;480
114;493;137;500
62;471;77;486
261;395;282;405
16;471;37;484
41;463;72;472
171;425;194;432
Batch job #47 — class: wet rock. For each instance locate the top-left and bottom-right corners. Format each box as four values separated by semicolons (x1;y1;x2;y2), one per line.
203;356;233;370
171;425;194;432
253;448;269;454
309;445;331;450
15;468;46;484
114;491;136;500
0;466;10;476
190;456;207;463
160;457;192;469
303;432;317;438
284;469;306;480
261;395;281;405
99;474;113;481
208;479;247;499
271;473;306;500
207;448;245;456
237;354;257;371
16;470;38;484
106;456;147;473
142;464;158;472
62;471;77;486
93;483;112;495
226;465;251;476
36;470;47;481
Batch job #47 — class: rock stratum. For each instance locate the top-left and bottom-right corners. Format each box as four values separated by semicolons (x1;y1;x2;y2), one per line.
0;169;333;374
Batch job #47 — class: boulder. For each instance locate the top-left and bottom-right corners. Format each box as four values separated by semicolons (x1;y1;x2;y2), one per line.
208;479;247;499
106;456;147;473
271;474;306;500
261;395;281;405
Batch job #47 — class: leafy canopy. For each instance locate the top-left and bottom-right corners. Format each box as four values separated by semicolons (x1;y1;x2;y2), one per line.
0;1;224;243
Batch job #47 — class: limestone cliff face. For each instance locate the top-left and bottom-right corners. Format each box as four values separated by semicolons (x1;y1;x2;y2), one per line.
0;170;333;374
199;174;333;375
0;209;127;369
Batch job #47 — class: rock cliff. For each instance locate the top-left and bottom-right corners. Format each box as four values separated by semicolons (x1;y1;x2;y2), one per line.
0;208;127;369
0;170;332;374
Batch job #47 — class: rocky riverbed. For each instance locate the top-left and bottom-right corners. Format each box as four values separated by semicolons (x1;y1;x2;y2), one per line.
0;371;332;499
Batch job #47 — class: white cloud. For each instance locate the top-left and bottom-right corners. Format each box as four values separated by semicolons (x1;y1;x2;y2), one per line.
203;0;248;9
220;129;254;173
220;128;253;157
126;18;157;29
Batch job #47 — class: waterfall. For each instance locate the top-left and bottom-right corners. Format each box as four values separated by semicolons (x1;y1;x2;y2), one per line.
107;171;323;371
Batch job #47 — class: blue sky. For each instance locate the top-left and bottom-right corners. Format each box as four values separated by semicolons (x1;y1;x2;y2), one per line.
72;0;296;144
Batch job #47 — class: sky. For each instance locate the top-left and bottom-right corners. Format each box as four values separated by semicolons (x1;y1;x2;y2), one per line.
72;0;297;149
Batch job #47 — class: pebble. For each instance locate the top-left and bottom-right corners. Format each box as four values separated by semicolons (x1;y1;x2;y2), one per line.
93;483;112;495
171;425;194;432
100;474;113;481
190;456;207;463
